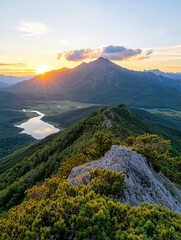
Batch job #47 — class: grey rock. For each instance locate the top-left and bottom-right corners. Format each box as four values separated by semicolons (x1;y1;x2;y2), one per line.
68;145;181;213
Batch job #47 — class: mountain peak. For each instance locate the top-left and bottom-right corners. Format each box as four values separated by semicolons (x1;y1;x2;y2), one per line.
93;57;124;69
89;57;120;69
96;57;109;62
94;57;116;65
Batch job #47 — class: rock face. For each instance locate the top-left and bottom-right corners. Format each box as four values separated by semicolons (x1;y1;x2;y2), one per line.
68;145;181;213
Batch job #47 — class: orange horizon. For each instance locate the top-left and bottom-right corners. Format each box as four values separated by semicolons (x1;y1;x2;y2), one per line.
0;57;181;77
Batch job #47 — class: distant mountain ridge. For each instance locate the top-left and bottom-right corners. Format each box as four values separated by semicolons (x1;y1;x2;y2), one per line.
0;75;32;86
146;69;181;80
9;58;181;110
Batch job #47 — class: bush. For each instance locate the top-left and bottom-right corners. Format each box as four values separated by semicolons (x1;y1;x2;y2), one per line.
123;134;181;186
0;178;181;240
90;169;125;197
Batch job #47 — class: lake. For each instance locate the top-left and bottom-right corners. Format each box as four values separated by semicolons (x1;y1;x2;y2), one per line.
15;109;60;139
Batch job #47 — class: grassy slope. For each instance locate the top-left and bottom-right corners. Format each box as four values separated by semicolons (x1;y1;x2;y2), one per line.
0;104;180;211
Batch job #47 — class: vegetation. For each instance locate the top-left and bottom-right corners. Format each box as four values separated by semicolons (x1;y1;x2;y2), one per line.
111;105;181;155
0;92;34;158
43;105;102;128
0;104;180;213
123;134;181;186
90;169;125;197
0;94;97;158
135;108;181;131
0;114;119;211
0;103;181;239
0;176;180;240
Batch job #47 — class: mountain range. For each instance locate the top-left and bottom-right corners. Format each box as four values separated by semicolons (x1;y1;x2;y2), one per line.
146;69;181;80
0;75;31;88
8;58;181;110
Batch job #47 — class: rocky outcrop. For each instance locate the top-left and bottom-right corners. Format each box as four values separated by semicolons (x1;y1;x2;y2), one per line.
68;145;181;213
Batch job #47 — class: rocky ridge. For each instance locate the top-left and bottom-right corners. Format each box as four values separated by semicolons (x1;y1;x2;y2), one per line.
68;145;181;213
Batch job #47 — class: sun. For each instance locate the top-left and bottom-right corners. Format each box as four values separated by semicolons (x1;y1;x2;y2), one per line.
36;65;52;74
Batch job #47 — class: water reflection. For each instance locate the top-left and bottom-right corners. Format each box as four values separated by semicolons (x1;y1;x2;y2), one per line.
15;109;59;139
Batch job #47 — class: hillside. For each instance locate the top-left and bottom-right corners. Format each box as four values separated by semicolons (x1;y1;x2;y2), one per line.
43;105;102;128
0;104;181;239
135;108;181;131
9;58;181;110
0;92;34;158
1;170;181;239
0;104;180;212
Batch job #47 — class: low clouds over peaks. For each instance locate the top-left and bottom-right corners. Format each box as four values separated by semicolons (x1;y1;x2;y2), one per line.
101;45;142;60
57;45;152;62
57;48;100;61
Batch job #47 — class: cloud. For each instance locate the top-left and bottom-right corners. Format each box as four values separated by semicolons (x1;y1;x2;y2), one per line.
57;45;149;62
136;49;154;60
57;48;100;61
0;63;27;67
18;21;48;36
101;45;142;60
146;49;153;56
154;45;181;58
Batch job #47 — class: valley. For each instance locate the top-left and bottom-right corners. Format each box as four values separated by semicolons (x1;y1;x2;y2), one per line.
1;89;181;160
0;94;100;158
27;100;98;116
15;109;60;139
0;69;181;239
136;108;181;130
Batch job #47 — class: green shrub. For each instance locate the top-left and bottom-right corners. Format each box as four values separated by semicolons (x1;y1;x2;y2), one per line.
123;134;180;186
0;179;180;240
90;169;125;197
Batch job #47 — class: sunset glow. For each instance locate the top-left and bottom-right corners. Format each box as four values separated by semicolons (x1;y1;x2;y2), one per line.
0;1;181;76
36;65;52;75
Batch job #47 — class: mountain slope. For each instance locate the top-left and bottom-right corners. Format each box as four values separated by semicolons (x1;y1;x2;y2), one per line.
0;92;34;158
1;138;181;239
135;108;181;131
9;58;181;110
1;172;181;239
0;104;180;212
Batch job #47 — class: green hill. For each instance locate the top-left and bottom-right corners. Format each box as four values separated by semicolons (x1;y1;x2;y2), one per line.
0;104;180;212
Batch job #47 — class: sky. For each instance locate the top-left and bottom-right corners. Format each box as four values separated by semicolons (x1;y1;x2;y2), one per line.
1;0;181;76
